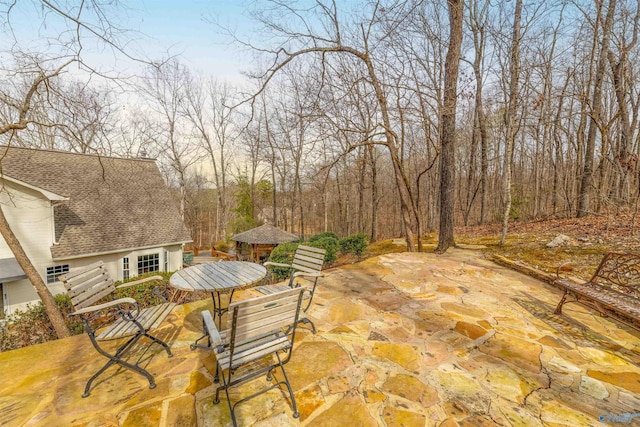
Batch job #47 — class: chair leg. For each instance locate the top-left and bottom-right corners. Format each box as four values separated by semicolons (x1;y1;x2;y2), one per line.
213;365;238;427
300;317;317;334
83;334;157;397
276;353;300;419
143;332;173;357
226;387;237;427
302;279;319;312
83;327;171;397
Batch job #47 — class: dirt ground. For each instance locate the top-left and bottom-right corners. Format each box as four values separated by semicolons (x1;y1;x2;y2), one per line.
363;210;640;283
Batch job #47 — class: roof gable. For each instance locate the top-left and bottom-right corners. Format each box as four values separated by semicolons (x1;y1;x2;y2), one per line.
0;146;192;259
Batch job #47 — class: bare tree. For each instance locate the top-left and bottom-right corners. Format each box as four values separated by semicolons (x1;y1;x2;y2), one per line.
141;59;202;220
183;76;236;241
435;0;464;252
499;0;523;245
238;1;419;250
577;0;617;217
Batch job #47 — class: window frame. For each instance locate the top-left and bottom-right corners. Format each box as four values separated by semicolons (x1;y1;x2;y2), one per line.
122;257;130;281
137;253;160;275
46;264;69;284
164;250;169;272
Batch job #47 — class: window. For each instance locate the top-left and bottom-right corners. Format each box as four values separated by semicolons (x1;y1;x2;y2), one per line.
122;257;130;280
164;250;169;272
46;264;69;284
138;253;159;274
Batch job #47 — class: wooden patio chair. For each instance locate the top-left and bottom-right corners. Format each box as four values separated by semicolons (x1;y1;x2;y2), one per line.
201;287;305;426
59;261;175;397
255;244;326;333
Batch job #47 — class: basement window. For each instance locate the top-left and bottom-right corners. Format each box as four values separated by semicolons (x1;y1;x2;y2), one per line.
138;254;159;274
46;264;69;284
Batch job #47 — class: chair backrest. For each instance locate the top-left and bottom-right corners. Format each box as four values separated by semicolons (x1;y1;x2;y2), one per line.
291;245;326;274
59;261;115;310
226;287;305;346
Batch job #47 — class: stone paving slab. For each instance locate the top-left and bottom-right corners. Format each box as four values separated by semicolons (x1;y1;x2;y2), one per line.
2;248;640;426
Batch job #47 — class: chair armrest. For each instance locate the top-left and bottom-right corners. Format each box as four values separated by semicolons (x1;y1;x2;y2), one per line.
201;310;224;352
555;263;571;279
69;297;137;316
264;262;291;269
116;275;164;289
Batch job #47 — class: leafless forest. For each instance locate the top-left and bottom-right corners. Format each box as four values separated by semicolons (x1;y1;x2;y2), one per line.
2;0;639;249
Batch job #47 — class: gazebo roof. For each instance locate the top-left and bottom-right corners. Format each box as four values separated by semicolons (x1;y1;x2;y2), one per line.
231;224;299;245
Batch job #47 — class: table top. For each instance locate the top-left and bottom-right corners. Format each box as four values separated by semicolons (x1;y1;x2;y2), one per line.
169;261;267;294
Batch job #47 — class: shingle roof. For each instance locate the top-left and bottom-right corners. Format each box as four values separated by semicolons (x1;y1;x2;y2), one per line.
231;223;299;244
0;146;192;260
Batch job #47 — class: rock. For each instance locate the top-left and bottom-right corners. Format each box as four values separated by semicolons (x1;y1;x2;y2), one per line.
381;405;426;426
381;373;439;407
547;234;572;248
295;385;325;421
308;392;377;426
372;342;420;371
453;321;488;340
479;334;542;373
166;395;196;427
548;356;581;373
579;376;609;400
285;341;353;391
587;370;640;393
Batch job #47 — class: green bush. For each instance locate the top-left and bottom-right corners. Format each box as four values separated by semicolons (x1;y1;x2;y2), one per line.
214;240;230;253
307;237;338;264
267;242;299;282
0;293;83;352
308;232;339;243
339;233;369;257
114;272;172;307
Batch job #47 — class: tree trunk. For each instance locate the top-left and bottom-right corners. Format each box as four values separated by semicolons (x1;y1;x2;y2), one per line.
436;0;464;253
368;145;379;243
578;0;616;217
499;0;523;246
0;206;70;338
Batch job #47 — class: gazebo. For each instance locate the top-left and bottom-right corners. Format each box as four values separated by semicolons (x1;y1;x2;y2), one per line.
231;223;300;262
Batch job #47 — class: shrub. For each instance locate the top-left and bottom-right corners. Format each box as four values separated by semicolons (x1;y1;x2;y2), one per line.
307;236;338;264
0;293;83;352
114;271;174;307
267;242;299;282
308;232;339;243
339;233;369;257
214;240;230;253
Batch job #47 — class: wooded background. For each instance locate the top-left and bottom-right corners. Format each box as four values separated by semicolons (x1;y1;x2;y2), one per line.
2;0;637;249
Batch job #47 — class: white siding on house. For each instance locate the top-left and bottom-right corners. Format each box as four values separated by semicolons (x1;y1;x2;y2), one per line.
0;182;57;315
0;178;188;315
0;182;54;265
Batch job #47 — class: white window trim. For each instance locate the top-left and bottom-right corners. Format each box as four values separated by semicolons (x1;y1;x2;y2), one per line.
122;257;130;281
164;250;169;272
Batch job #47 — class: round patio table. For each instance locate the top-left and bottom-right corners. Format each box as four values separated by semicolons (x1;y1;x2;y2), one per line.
169;261;267;347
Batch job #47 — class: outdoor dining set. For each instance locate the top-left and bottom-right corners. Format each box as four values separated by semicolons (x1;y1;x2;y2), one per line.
58;245;326;426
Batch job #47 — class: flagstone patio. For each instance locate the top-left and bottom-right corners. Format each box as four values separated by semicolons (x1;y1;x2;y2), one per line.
2;249;640;426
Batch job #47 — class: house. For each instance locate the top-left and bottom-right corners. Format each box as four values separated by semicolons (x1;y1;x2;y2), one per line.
0;146;192;317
